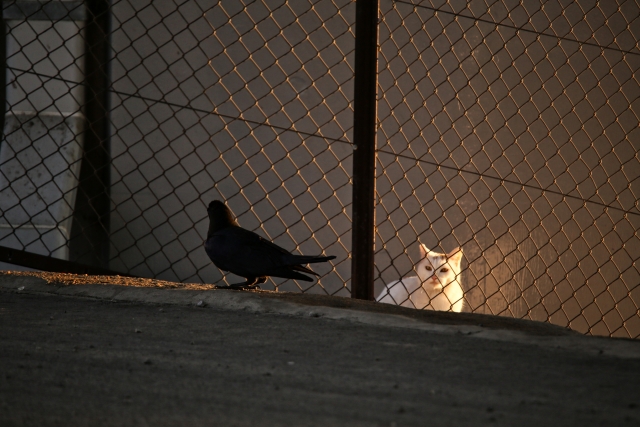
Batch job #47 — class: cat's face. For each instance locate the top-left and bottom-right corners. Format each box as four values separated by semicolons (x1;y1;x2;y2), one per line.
415;245;463;290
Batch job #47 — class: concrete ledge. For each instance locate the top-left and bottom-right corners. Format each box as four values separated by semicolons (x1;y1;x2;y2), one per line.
1;270;639;359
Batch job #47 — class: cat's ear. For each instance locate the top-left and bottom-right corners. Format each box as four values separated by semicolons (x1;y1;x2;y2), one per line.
447;247;463;264
419;244;431;258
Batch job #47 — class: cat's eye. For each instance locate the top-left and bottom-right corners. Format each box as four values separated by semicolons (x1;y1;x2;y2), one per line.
425;266;432;271
440;268;449;272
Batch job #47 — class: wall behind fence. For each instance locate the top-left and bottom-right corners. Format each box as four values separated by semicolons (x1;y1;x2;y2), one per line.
374;0;640;338
108;0;355;293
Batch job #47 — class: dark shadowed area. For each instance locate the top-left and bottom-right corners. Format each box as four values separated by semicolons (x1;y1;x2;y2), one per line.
1;287;639;426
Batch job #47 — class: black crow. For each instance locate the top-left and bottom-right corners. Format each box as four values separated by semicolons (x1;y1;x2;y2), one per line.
205;200;336;289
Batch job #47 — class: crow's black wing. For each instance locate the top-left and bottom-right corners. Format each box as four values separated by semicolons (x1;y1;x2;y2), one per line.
238;228;336;270
206;226;310;279
206;225;335;281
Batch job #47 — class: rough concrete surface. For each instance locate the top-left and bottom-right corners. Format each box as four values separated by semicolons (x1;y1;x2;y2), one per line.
1;271;639;426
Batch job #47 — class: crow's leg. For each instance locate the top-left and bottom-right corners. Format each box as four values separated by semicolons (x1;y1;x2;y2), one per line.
216;277;261;290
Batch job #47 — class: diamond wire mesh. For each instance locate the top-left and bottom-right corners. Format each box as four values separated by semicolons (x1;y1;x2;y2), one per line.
1;0;355;295
2;0;639;338
375;0;640;338
1;2;87;261
193;0;355;294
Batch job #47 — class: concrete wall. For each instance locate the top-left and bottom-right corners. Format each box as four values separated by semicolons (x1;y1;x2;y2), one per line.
1;13;85;260
108;0;355;295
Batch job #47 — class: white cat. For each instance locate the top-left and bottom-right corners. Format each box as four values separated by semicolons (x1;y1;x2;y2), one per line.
377;245;464;312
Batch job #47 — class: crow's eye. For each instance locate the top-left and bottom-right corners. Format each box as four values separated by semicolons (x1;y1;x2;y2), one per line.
440;268;448;273
425;266;432;271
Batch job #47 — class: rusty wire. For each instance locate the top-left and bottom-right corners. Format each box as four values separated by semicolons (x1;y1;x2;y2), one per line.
0;0;638;338
1;0;355;297
375;0;640;338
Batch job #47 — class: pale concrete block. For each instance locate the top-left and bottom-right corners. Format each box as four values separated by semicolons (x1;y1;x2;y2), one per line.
0;111;85;259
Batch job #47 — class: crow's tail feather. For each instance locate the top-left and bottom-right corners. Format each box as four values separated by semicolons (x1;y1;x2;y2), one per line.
291;264;318;277
288;255;336;265
271;268;315;282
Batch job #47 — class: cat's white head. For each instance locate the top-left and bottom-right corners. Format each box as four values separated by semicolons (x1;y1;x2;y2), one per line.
415;245;463;290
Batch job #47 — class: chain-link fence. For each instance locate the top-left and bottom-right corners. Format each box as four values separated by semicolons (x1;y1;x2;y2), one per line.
1;0;355;295
0;0;638;338
374;0;640;338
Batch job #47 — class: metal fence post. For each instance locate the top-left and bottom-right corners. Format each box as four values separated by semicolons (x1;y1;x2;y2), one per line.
69;0;112;268
0;13;5;135
351;0;379;301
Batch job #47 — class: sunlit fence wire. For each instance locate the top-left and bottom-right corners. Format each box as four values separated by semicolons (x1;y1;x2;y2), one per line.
374;0;640;338
0;0;355;295
0;0;638;338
